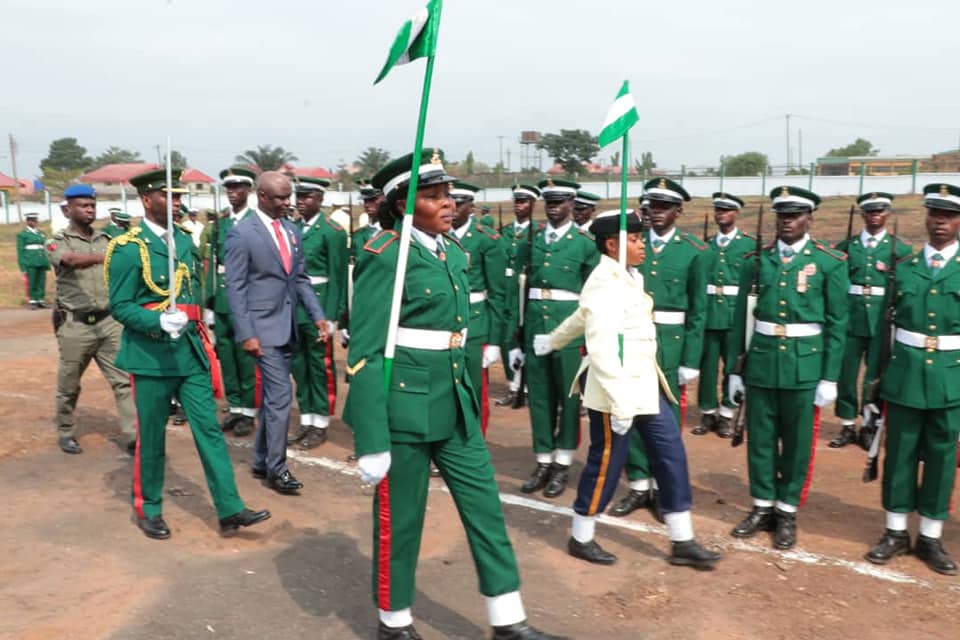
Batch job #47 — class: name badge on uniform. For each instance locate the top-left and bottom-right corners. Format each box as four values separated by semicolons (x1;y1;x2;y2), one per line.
797;271;808;293
804;263;817;277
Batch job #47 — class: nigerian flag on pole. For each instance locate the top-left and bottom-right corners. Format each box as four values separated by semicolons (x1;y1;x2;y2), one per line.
597;80;639;147
374;0;441;84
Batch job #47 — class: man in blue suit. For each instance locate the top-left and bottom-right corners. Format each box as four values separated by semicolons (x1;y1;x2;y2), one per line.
225;171;328;495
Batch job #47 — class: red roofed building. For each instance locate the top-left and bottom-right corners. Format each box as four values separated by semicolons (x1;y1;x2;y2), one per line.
0;172;34;195
289;166;337;180
80;163;216;195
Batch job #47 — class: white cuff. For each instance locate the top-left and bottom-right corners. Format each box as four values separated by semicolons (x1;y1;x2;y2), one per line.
753;498;774;508
775;501;797;514
554;449;575;466
313;414;330;429
629;478;651;492
300;413;314;426
885;511;908;531
378;608;413;628
571;513;596;544
485;591;526;627
664;510;694;542
920;516;944;539
535;452;553;465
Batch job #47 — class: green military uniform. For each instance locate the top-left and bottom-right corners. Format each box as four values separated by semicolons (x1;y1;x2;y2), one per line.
17;218;50;305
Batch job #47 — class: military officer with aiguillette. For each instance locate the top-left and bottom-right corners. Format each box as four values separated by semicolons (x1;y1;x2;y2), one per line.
727;186;849;550
17;212;51;308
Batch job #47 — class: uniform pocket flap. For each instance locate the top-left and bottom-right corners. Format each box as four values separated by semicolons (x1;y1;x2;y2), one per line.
390;364;430;394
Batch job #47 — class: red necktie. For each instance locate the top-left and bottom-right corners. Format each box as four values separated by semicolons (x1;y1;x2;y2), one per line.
272;219;291;273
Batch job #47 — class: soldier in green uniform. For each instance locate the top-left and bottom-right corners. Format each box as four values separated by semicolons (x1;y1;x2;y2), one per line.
573;190;600;231
863;183;960;576
479;203;496;229
829;193;912;449
726;186;849;550
345;152;563;640
352;178;385;251
102;208;131;239
17;212;50;308
288;177;348;449
105;168;270;541
695;193;754;438
450;180;507;436
510;178;599;499
47;185;137;455
609;178;706;519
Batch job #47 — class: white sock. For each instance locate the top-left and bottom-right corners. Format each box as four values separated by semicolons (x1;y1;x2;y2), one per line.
535;452;552;465
664;510;694;542
485;591;525;627
313;414;330;429
841;420;855;428
652;479;659;491
554;449;575;466
920;516;944;539
775;501;797;514
239;407;256;418
300;413;314;426
378;608;413;628
629;478;651;492
229;407;243;415
885;511;908;531
753;498;774;508
718;406;734;419
700;408;717;415
571;513;595;543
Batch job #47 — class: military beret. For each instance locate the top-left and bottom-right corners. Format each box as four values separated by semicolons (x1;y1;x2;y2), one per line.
64;184;96;199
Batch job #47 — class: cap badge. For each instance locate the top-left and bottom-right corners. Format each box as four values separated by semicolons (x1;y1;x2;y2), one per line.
780;187;790;197
430;149;441;165
870;193;877;200
658;178;667;189
546;177;555;187
940;185;949;196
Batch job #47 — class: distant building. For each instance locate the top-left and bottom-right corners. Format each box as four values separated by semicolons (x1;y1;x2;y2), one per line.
79;163;215;195
0;172;34;195
816;155;931;176
928;150;960;173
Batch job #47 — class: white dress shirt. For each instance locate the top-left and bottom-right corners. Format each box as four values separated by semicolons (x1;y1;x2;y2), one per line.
256;209;291;257
924;241;959;268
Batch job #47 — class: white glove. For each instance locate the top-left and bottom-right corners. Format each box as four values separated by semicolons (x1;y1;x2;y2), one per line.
508;348;525;372
532;334;553;356
326;320;338;334
610;416;634;435
678;367;700;386
203;309;216;327
160;310;189;337
814;380;838;408
863;402;880;421
339;328;350;347
481;345;501;368
358;451;391;485
729;374;745;403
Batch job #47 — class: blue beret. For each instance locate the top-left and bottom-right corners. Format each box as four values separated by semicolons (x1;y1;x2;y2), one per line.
64;184;96;199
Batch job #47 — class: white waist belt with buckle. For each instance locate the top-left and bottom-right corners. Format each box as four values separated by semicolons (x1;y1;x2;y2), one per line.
755;321;822;337
528;287;580;301
653;311;686;325
25;244;44;250
395;327;467;350
848;284;885;296
706;284;739;295
469;291;487;304
895;328;960;351
309;275;330;285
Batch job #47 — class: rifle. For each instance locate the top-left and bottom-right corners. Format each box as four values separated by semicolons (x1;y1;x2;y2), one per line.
732;203;763;447
511;212;536;409
498;203;503;232
342;194;355;347
702;211;709;242
845;204;855;245
206;209;220;314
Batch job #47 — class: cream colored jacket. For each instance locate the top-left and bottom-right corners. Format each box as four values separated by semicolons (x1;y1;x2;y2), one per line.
547;254;674;419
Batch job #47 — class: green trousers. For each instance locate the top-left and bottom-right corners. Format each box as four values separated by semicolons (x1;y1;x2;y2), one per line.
883;402;960;520
525;345;582;453
698;328;735;411
625;366;679;482
836;334;871;420
372;418;520;611
292;321;336;417
214;311;257;409
24;267;47;302
745;385;818;507
130;370;245;520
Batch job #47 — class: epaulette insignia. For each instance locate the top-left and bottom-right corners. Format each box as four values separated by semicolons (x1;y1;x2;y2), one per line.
476;225;501;241
577;227;594;240
815;242;847;261
744;250;759;259
682;233;706;250
899;253;916;265
741;232;756;240
363;229;399;254
327;217;345;232
443;233;466;252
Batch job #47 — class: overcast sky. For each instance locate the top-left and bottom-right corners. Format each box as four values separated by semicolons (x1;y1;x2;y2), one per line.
3;0;959;179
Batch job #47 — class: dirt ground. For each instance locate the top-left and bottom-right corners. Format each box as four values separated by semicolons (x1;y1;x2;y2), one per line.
1;308;958;640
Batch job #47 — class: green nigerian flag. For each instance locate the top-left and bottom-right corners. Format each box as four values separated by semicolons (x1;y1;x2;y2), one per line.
597;80;639;147
374;0;441;84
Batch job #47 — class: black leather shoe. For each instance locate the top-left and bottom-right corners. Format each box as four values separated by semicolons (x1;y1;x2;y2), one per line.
567;537;617;565
670;540;722;569
542;464;569;498
915;535;958;576
221;413;240;432
774;509;797;549
858;426;876;452
219;508;271;535
125;440;137;455
251;466;267;479
829;425;857;448
287;424;312;445
233;415;254;437
716;415;733;438
865;529;911;564
377;622;423;640
266;470;303;494
137;516;171;540
299;427;327;450
692;413;717;435
520;463;551;494
171;405;187;425
58;436;82;454
495;390;517;406
608;489;650;517
731;506;776;538
491;621;568;639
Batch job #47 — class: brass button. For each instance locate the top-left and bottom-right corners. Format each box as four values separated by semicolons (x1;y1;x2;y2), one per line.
778;312;786;318
780;282;786;287
545;253;551;258
926;359;934;364
929;312;936;317
865;303;871;308
543;315;549;320
425;288;431;294
651;270;657;276
455;379;460;384
779;300;786;306
930;325;937;331
931;289;938;295
456;315;462;322
544;262;550;267
779;345;787;351
453;363;458;369
652;260;658;266
399;382;406;388
454;284;459;291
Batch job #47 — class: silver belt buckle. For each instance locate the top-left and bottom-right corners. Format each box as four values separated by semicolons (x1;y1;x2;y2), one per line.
862;285;872;296
925;335;938;351
541;289;553;300
449;332;464;349
774;324;787;338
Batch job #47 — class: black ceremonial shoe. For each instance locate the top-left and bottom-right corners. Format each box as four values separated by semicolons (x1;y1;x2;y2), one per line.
774;509;797;550
233;415;254;437
669;539;722;569
137;516;171;540
219;508;271;535
377;622;423;640
495;390;517;406
567;537;617;565
715;415;733;438
829;424;857;448
221;413;240;432
299;427;328;449
58;436;82;454
492;621;568;639
520;463;551;494
731;507;776;538
915;535;959;576
858;425;876;452
865;529;911;564
251;466;267;479
692;413;717;435
542;464;570;498
287;423;312;445
266;470;303;494
608;489;651;517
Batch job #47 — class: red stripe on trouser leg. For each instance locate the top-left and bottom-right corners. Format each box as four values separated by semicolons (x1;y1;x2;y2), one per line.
376;475;392;610
129;374;146;519
481;358;489;438
254;365;262;409
22;273;29;301
799;406;821;507
680;385;687;429
324;337;336;414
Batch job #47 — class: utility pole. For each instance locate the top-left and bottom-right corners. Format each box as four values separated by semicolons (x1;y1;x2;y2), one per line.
506;148;511;172
798;129;803;168
155;144;162;164
8;133;22;222
497;135;506;170
785;114;791;173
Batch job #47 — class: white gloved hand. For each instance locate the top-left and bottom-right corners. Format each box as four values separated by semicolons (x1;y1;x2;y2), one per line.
729;374;745;403
160;310;189;337
610;416;634;435
358;451;391;485
508;348;525;372
814;380;838;407
203;309;216;327
326;320;338;334
678;366;700;386
481;345;501;368
339;328;350;347
532;334;552;356
863;402;880;421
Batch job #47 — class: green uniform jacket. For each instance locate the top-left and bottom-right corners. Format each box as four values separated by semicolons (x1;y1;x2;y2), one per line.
297;213;348;324
102;222;126;239
350;224;379;260
834;234;912;338
704;231;755;331
643;229;707;370
727;239;850;389
345;230;477;457
17;227;50;270
457;217;507;345
106;225;208;376
203;208;254;313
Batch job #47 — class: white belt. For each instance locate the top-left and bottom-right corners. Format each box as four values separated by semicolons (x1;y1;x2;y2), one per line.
755;321;822;338
848;284;885;296
395;327;468;350
706;284;739;296
504;268;515;277
309;275;330;285
469;291;487;304
529;287;579;301
895;328;960;351
653;311;686;325
24;244;44;250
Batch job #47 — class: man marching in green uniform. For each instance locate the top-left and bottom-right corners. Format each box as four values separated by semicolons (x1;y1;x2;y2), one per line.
288;177;348;449
102;208;131;239
609;178;706;519
863;183;960;576
511;178;599;499
17;212;50;308
829;193;911;449
695;193;754;438
106;168;270;541
450;180;507;435
573;190;600;231
727;186;849;550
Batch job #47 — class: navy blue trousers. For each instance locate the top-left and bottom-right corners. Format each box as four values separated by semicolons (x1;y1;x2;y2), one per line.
254;344;293;476
573;392;692;516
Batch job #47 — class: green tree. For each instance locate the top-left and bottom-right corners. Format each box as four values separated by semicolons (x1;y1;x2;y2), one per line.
609;151;621;167
40;137;92;172
92;146;143;167
171;150;189;167
464;151;475;175
633;151;656;176
41;167;85;195
826;137;877;158
356;146;391;175
721;151;769;176
536;129;599;174
234;145;298;171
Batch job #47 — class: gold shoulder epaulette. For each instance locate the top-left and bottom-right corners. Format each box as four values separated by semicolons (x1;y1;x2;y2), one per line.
363;229;400;255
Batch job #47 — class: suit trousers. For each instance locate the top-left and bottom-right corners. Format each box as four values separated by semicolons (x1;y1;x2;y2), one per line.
216;311;257;409
525;345;582;453
292;321;336;417
698;328;735;411
836;334;870;421
624;366;679;482
254;344;294;476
